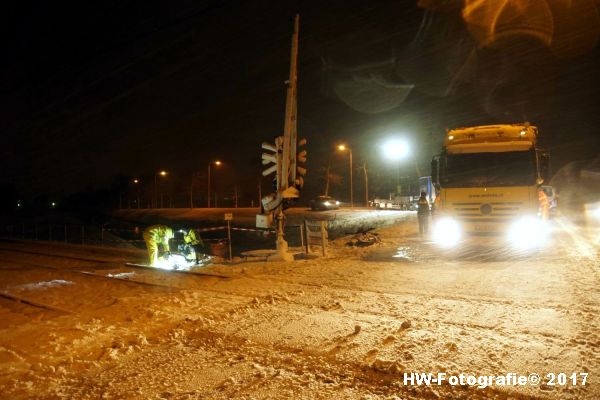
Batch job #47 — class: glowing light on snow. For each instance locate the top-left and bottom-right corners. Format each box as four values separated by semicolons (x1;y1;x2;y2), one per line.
154;254;196;271
154;258;174;270
17;280;74;290
107;272;136;278
393;246;412;260
432;217;462;248
506;216;548;250
555;217;596;259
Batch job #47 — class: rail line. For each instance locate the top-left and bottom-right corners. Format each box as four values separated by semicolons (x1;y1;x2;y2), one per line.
0;258;179;291
0;246;232;280
0;291;75;314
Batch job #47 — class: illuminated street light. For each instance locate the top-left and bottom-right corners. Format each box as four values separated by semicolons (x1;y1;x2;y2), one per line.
207;160;222;208
154;171;168;209
337;144;353;208
382;138;409;160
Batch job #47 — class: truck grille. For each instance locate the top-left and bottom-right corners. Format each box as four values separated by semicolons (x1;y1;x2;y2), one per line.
452;202;522;219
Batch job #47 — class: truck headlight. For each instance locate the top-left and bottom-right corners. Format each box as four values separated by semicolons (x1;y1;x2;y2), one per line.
507;216;548;249
433;217;462;247
324;201;331;206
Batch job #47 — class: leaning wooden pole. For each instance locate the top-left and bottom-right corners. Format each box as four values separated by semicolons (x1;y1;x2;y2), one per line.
274;14;299;260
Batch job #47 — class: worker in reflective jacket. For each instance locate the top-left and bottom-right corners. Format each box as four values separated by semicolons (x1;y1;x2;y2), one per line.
143;225;174;266
179;228;205;264
417;191;430;236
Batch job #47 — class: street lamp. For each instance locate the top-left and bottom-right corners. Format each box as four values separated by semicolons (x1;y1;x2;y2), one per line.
382;138;410;194
132;179;140;209
360;162;369;207
154;170;167;209
207;160;222;208
337;144;353;208
382;138;409;160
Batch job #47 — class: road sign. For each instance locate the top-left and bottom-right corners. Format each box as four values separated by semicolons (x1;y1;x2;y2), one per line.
224;213;233;221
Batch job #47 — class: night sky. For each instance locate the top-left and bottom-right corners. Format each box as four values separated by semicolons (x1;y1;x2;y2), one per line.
2;0;600;204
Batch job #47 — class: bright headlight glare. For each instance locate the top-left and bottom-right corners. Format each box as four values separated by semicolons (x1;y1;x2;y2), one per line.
433;218;462;247
335;201;340;205
507;216;548;249
323;201;331;206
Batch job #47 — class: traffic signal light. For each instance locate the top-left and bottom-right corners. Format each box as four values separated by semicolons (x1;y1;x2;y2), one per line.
295;138;307;189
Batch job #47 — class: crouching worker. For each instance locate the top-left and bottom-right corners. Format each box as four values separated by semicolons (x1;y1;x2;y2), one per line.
143;225;174;266
178;228;206;264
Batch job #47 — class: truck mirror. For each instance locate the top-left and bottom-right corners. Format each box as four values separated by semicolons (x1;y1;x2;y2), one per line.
539;152;551;182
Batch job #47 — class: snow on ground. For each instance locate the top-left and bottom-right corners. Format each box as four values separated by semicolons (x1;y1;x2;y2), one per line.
0;214;598;399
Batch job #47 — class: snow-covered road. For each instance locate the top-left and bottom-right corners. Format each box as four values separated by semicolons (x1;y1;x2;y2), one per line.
0;215;598;399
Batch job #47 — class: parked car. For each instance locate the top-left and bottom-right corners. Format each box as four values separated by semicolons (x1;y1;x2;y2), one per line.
310;195;340;211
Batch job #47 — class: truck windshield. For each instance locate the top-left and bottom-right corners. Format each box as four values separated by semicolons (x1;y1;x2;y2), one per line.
441;150;537;188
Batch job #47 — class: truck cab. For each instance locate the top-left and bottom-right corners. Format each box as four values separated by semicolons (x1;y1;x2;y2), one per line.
431;123;551;248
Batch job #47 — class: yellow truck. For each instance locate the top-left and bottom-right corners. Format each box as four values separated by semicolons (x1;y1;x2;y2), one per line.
431;123;551;248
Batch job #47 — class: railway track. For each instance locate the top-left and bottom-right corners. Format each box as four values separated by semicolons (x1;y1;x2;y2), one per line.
0;246;231;315
0;291;75;314
0;246;231;279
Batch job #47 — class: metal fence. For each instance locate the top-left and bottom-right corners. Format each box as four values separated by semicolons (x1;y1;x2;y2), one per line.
0;222;306;251
0;223;143;247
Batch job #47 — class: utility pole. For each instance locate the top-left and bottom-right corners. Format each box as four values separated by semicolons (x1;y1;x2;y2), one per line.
207;164;212;208
258;15;301;262
361;162;369;206
190;175;195;209
258;179;262;209
324;165;330;196
349;149;353;207
273;13;300;261
256;15;307;261
207;161;222;208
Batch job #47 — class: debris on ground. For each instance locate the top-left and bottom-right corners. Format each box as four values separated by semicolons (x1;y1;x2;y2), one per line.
345;231;381;247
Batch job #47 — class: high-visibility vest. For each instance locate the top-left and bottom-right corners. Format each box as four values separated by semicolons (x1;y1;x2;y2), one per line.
417;197;430;215
143;225;174;248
